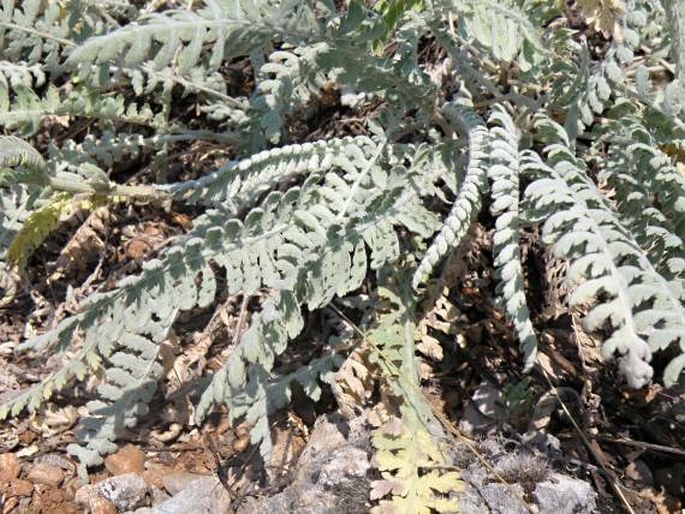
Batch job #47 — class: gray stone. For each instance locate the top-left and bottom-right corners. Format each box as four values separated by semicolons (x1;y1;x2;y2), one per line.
457;439;597;514
150;485;171;506
479;482;529;514
534;472;597;514
317;447;370;488
95;472;151;511
292;488;345;514
152;476;230;514
460;462;529;514
161;471;206;496
34;453;75;472
459;382;505;437
237;413;372;514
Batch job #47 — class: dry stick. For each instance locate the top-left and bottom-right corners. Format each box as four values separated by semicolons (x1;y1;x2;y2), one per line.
222;417;301;510
207;293;250;377
212;293;262;483
233;294;250;344
537;366;636;514
328;303;535;514
228;294;307;483
595;436;685;458
200;292;265;503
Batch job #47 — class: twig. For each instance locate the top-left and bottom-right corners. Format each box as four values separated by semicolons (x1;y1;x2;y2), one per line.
537;367;637;514
596;435;685;457
233;294;249;344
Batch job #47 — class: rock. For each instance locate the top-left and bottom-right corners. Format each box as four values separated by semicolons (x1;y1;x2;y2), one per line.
295;412;369;479
64;476;86;497
3;478;33;498
478;482;529;514
105;444;146;475
461;462;528;514
32;485;80;514
304;413;369;454
459;382;504;437
89;496;117;514
534;472;597;514
237;413;371;514
0;452;21;481
35;453;75;472
151;476;230;514
2;496;18;512
27;462;66;486
317;447;370;488
98;472;151;511
77;473;150;512
238;490;301;514
161;471;206;496
471;382;505;419
458;439;598;514
150;485;171;506
268;425;308;482
626;460;654;486
291;488;343;514
75;483;101;508
142;465;175;489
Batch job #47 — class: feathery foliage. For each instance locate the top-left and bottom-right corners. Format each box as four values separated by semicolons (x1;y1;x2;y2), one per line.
0;0;684;509
367;278;463;513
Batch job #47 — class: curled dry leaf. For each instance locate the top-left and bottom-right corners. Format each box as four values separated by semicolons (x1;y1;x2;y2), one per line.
332;344;376;418
417;288;461;363
577;0;626;42
16;444;39;458
370;478;404;501
48;206;109;283
150;422;184;443
30;404;78;436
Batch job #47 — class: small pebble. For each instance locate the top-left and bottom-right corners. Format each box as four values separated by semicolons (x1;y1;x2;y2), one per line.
27;462;65;486
105;444;146;475
0;452;21;481
625;460;654;486
4;479;33;498
162;471;206;496
76;473;150;512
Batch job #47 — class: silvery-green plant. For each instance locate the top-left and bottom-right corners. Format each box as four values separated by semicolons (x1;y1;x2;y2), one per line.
0;0;683;492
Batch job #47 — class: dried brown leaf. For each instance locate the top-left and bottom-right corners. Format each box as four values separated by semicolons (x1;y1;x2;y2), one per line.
578;0;626;42
332;345;375;417
370;478;404;500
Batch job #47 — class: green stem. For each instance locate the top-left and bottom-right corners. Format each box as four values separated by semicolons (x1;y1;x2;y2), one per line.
0;22;76;48
663;0;685;83
47;176;167;200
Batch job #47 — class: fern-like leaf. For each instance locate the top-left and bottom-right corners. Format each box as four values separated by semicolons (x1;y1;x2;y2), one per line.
371;410;462;514
487;106;539;371
523;123;685;387
7;192;74;272
1;134;440;470
66;331;164;481
0;135;48;185
67;0;320;73
367;277;463;513
412;105;488;288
